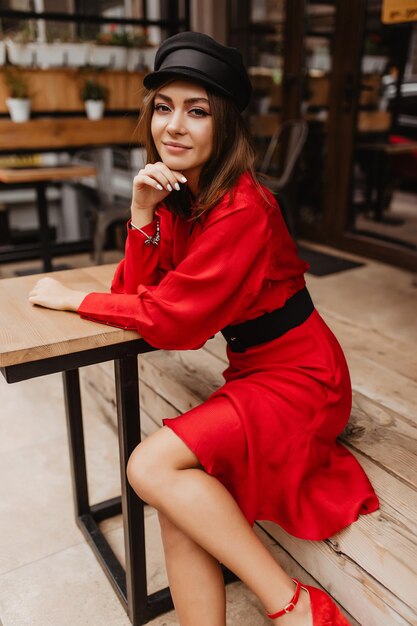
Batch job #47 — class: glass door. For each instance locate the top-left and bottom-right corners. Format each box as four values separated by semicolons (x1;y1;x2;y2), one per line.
347;4;417;268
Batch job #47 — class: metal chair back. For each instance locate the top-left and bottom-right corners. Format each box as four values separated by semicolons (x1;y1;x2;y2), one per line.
259;119;308;190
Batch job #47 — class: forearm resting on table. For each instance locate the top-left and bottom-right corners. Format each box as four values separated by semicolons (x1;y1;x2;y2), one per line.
28;277;89;312
67;290;89;311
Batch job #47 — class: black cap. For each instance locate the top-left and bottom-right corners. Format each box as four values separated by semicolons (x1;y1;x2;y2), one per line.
143;32;252;112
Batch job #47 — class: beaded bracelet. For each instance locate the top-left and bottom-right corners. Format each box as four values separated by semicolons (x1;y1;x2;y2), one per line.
130;218;160;246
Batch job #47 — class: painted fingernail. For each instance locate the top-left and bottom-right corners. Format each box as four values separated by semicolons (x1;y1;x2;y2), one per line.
174;182;180;191
180;176;187;183
156;183;163;191
167;184;172;192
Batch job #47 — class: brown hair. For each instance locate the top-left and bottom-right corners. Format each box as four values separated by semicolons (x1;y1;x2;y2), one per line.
138;80;258;219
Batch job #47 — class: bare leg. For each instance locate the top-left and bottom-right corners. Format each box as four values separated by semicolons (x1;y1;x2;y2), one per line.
158;511;226;626
127;427;312;626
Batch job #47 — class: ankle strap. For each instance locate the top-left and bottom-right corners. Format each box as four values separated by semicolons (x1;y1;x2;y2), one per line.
266;578;302;619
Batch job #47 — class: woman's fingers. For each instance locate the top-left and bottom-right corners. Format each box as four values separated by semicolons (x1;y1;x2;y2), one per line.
136;173;167;193
131;161;188;211
28;277;68;310
137;163;187;192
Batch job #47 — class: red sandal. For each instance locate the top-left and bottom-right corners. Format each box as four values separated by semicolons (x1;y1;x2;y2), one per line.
266;578;352;625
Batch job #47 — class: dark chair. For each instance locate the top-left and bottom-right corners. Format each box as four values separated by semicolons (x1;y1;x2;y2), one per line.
73;148;139;264
258;119;308;237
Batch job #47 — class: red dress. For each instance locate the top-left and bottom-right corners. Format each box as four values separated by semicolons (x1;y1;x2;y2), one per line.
78;171;379;540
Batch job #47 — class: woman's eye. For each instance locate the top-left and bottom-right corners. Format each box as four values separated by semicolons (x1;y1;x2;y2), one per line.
189;108;210;117
154;103;171;113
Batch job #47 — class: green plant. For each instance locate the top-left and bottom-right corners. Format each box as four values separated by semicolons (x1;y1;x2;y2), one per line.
95;27;150;48
3;67;30;99
81;79;108;102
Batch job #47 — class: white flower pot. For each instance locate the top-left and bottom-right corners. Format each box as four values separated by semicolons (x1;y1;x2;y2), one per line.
0;41;5;65
127;47;156;72
35;42;90;68
6;98;31;123
5;40;36;66
5;40;90;68
89;44;128;69
85;100;105;120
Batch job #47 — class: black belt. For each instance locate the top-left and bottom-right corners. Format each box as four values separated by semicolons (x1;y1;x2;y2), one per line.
221;287;314;353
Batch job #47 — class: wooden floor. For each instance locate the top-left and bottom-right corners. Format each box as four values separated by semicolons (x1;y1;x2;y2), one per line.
81;242;417;626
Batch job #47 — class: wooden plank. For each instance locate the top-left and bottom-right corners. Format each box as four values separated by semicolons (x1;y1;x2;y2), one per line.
139;353;203;414
259;521;415;626
255;527;360;626
322;313;417;385
343;390;417;488
0;117;142;152
307;262;417;347
203;334;228;363
142;349;222;404
348;353;416;425
329;450;417;611
324;472;417;613
80;361;167;439
0;68;146;113
0;165;95;183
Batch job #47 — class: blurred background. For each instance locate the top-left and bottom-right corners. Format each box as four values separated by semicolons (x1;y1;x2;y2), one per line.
0;0;416;273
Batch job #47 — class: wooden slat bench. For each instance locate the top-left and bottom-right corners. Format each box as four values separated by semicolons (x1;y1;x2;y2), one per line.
81;259;417;626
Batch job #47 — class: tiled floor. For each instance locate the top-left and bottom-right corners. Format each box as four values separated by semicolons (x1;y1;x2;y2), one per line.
0;244;415;626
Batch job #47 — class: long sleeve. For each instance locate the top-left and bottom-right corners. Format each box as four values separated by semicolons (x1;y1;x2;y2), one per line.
110;217;163;294
78;197;271;350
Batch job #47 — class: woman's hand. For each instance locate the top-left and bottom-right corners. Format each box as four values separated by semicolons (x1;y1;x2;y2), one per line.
132;162;187;212
28;277;88;312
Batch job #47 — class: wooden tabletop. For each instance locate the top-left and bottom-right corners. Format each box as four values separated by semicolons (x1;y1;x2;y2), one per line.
0;264;141;368
356;141;417;154
0;164;96;184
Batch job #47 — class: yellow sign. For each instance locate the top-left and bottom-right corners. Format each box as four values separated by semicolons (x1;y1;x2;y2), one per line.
382;0;417;23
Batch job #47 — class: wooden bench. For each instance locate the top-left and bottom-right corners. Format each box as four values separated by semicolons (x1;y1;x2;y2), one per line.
81;261;417;626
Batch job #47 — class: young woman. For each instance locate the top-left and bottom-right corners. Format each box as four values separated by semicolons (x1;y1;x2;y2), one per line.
29;32;379;626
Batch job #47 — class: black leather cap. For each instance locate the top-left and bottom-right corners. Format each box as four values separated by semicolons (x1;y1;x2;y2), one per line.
143;31;252;111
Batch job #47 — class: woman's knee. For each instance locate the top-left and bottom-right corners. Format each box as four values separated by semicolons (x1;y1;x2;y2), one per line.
126;426;200;504
126;439;163;504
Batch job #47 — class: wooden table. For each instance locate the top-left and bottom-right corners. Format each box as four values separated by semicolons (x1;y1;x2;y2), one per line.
0;264;172;625
356;141;417;222
0;165;96;272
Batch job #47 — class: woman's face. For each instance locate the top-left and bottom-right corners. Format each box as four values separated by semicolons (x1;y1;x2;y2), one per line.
151;80;213;184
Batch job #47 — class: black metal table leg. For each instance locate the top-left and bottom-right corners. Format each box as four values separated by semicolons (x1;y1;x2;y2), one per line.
35;182;53;272
62;368;130;609
62;368;89;517
114;355;174;625
114;355;148;624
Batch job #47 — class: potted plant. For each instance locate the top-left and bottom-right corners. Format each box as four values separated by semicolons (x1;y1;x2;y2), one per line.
81;78;108;120
4;67;31;122
89;28;128;69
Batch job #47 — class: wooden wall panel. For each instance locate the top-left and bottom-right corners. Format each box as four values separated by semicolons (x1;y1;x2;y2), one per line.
0;117;143;151
0;68;147;114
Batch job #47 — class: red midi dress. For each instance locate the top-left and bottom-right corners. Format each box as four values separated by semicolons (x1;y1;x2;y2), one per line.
78;171;379;540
